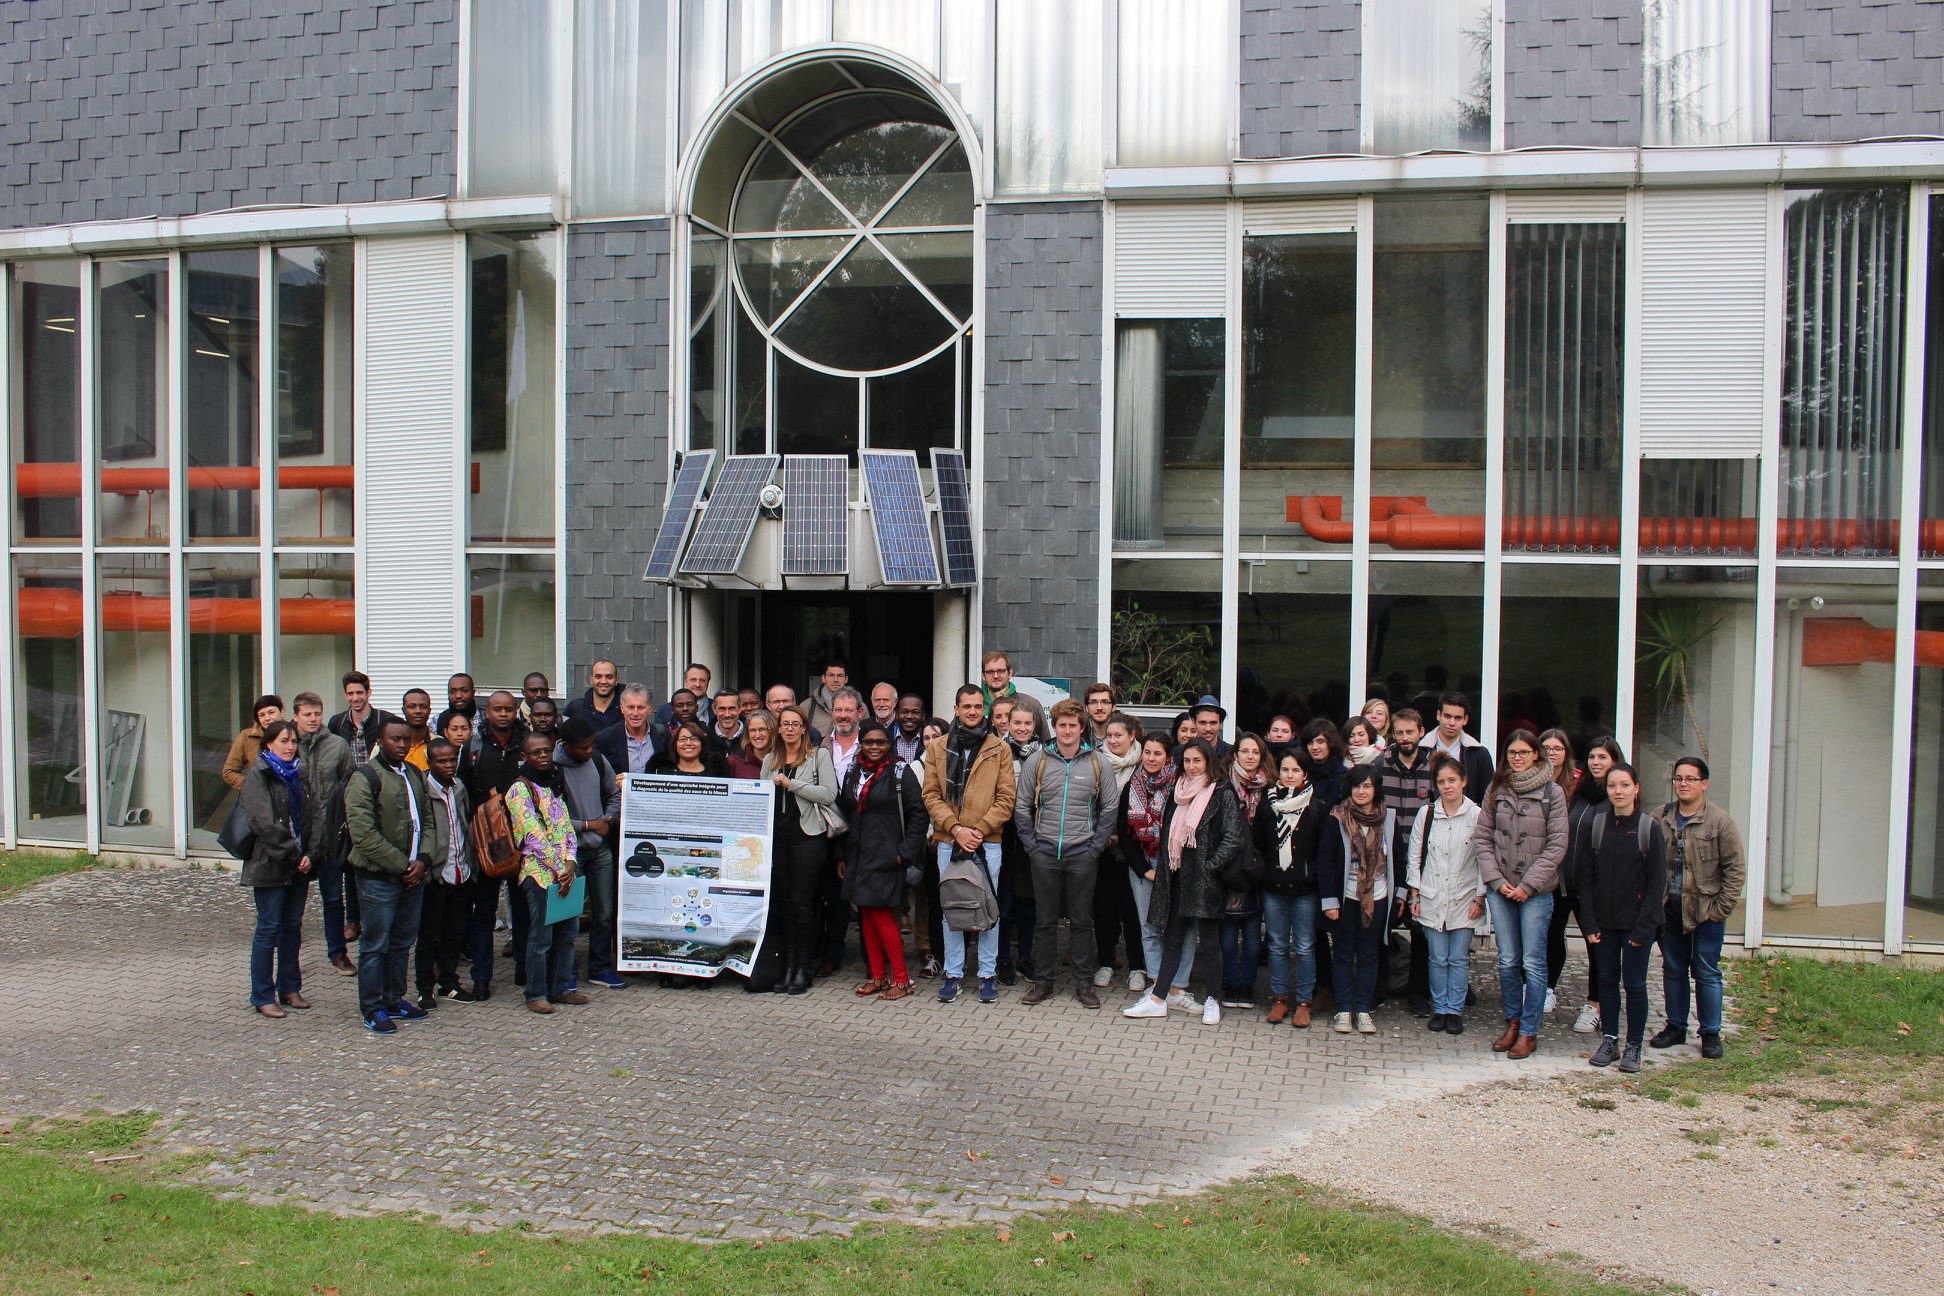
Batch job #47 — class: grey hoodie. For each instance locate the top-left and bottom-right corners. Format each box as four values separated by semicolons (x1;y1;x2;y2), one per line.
1013;742;1117;860
552;742;621;851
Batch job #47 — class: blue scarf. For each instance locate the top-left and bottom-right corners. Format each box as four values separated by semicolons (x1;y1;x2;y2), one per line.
258;750;306;852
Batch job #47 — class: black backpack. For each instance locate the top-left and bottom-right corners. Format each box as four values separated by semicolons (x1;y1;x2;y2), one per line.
325;765;383;869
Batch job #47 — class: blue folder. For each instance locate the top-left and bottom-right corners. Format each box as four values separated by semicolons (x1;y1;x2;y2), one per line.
544;875;586;925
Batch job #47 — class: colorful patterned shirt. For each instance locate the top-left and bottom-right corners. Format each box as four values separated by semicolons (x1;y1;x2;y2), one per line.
504;777;577;887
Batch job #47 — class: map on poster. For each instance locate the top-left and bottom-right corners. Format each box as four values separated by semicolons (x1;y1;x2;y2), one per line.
616;774;775;977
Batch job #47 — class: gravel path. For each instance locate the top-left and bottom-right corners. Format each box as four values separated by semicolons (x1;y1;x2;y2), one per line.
1267;1058;1944;1296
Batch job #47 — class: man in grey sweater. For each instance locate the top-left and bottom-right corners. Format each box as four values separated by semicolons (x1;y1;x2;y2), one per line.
554;718;625;990
1014;699;1117;1009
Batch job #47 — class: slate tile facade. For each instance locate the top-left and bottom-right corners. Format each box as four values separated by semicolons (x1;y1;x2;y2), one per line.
1239;0;1362;158
1503;0;1644;148
1772;0;1944;140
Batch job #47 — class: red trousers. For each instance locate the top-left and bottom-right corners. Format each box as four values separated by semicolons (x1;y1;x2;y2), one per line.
859;906;909;984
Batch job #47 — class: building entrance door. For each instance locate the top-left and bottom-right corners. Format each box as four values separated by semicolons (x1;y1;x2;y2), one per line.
755;592;936;709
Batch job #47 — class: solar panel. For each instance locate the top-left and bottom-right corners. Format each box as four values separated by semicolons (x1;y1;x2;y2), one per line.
643;450;715;582
861;449;940;585
929;448;977;588
680;454;779;575
781;455;850;577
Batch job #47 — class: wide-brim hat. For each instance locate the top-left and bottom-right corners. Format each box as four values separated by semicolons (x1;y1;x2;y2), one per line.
1193;694;1227;719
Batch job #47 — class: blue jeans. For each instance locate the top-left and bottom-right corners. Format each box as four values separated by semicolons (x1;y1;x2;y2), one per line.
314;855;347;961
250;882;308;1006
1219;908;1262;995
579;841;617;978
1327;907;1382;1014
355;872;424;1020
935;842;999;978
1128;871;1166;979
1486;889;1554;1036
1262;892;1317;1001
523;877;577;1001
1421;925;1473;1016
1659;902;1725;1034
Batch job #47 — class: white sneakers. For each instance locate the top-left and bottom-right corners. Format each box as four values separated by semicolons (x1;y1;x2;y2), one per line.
1332;1012;1353;1033
1092;965;1115;988
1123;995;1167;1019
1573;1001;1601;1034
1356;1012;1377;1034
1544;988;1558;1014
1201;996;1222;1025
1165;988;1197;1011
1128;969;1148;994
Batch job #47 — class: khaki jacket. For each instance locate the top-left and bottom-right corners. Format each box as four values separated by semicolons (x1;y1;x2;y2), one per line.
222;726;264;791
1650;798;1746;932
920;732;1016;847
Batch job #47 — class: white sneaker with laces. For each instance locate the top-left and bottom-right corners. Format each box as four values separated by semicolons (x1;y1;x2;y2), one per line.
1201;996;1222;1025
1332;1011;1353;1033
1128;969;1148;994
1356;1012;1377;1034
1092;965;1114;988
1165;988;1197;1011
1573;1001;1601;1034
1122;995;1167;1019
1544;988;1558;1014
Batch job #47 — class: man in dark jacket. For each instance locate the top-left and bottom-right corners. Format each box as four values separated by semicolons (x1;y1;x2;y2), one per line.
1647;757;1746;1060
556;718;625;990
1417;692;1494;804
1378;708;1436;1015
417;738;478;1005
328;670;390;765
467;690;528;1000
292;691;356;974
344;717;441;1033
435;671;480;736
564;659;625;733
594;684;663;780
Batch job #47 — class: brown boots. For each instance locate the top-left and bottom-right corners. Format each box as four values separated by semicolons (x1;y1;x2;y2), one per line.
1492;1018;1521;1052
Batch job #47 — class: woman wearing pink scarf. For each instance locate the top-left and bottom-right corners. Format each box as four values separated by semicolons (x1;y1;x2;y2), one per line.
1122;739;1248;1025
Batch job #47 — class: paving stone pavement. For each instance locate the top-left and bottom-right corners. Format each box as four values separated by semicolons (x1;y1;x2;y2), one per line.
0;868;1588;1238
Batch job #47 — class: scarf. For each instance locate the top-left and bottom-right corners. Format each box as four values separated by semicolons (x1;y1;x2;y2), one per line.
1506;763;1553;797
1166;774;1215;872
1347;741;1382;767
1005;734;1040;770
1102;741;1140;793
1230;765;1268;820
259;749;306;852
852;723;894;808
1268;782;1313;869
1331;798;1388;927
1126;759;1176;866
944;719;989;808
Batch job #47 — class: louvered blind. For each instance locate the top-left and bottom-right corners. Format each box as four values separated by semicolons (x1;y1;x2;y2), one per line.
1241;197;1357;236
1505;191;1627;224
358;236;463;702
1638;188;1770;459
1113;202;1227;317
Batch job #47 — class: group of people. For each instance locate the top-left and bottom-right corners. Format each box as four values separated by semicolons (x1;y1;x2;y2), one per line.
227;650;1746;1068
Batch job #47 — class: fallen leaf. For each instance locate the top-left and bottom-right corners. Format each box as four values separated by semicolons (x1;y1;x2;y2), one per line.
108;1195;125;1203
1181;1217;1192;1225
1897;1022;1912;1036
995;1226;1012;1243
236;1260;254;1267
1052;1231;1076;1243
1048;1175;1065;1185
966;1149;980;1161
1296;1254;1312;1266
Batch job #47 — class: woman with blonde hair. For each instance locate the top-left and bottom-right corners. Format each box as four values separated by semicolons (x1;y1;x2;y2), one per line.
763;704;840;995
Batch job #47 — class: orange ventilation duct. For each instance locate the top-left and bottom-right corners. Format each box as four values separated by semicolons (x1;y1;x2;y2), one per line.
16;587;355;638
1801;617;1944;670
15;463;484;497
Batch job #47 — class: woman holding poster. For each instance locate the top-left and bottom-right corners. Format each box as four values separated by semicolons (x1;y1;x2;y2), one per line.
839;722;929;1002
764;705;840;996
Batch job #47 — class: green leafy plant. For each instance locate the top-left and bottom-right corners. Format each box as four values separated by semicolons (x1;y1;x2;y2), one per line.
1111;601;1214;709
1637;602;1722;760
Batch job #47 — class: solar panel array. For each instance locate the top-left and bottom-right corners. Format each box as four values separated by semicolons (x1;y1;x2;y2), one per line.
861;449;940;585
930;448;977;587
680;454;779;575
643;450;715;581
781;455;850;576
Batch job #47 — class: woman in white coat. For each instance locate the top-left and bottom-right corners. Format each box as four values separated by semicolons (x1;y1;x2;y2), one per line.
1406;754;1485;1035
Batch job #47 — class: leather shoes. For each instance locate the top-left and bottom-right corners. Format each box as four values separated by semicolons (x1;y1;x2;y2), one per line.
472;981;492;1002
1075;985;1100;1009
278;991;311;1010
552;991;590;1005
330;953;355;976
1019;982;1054;1006
1426;1013;1446;1033
1649;1024;1687;1049
1492;1019;1521;1052
254;1003;286;1019
785;964;811;995
1266;995;1289;1025
1508;1033;1537;1059
525;998;555;1014
1291;1001;1311;1029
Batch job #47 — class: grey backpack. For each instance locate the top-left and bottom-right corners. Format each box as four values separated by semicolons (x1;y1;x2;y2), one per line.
939;848;1000;933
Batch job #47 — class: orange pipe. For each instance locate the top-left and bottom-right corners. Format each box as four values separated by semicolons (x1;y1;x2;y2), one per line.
16;462;485;497
16;587;354;638
1802;617;1944;670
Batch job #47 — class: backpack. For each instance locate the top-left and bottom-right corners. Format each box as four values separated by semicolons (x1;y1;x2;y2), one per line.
324;765;383;869
472;788;523;879
1589;808;1662;859
938;847;1000;933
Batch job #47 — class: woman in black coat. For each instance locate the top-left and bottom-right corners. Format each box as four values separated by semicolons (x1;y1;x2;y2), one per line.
1574;762;1667;1074
240;720;313;1018
838;723;928;1000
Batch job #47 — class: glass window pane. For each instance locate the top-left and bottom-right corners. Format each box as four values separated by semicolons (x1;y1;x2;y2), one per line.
1110;558;1220;709
95;258;170;544
735;235;852;323
867;342;956;453
941;0;990;144
1923;194;1944;559
733;144;851;233
733;304;768;454
1116;318;1226;550
1238;560;1353;731
782;102;953;224
470;0;560;196
1634;565;1759;940
1641;458;1759;558
690;229;728;451
1499;563;1619;750
1504;223;1624;555
775;353;859;460
1907;570;1944;944
1766;566;1897;942
1242;234;1354;552
834;0;939;70
469;553;557;688
275;555;356;701
1780;188;1907;559
469;232;559;545
681;0;728;150
728;0;829;76
98;552;174;849
1116;0;1230;167
186;552;261;850
275;244;355;543
994;0;1104;195
574;0;670;217
14;554;86;840
881;142;973;228
1366;0;1491;153
186;249;261;541
11;260;83;543
1373;195;1487;552
1368;561;1483;728
775;239;956;372
1644;0;1769;147
873;231;972;322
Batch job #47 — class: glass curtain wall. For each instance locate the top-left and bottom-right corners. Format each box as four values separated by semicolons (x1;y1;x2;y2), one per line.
1115;0;1230;167
1644;0;1769;147
13;554;86;842
1364;0;1492;154
11;260;82;543
95;260;169;544
98;552;174;849
185;249;259;542
1499;563;1620;751
1909;571;1944;945
1114;319;1225;549
275;244;355;543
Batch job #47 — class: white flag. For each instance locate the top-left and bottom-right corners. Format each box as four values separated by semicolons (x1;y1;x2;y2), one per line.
505;289;528;405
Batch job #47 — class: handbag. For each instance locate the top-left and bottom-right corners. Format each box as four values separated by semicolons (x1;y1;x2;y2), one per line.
816;800;848;838
217;796;256;861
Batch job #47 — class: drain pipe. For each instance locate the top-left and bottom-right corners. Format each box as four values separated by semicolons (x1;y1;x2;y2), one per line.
1769;599;1806;906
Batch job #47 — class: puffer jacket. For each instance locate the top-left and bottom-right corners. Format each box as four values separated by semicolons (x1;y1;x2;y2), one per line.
1472;779;1569;894
1014;743;1116;860
1649;798;1747;933
1148;781;1247;930
838;764;928;911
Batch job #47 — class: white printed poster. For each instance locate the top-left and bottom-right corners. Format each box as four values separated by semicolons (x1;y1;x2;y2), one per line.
617;774;775;977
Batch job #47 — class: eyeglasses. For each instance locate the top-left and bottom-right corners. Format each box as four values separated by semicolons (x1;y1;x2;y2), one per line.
982;667;1008;677
1671;775;1704;784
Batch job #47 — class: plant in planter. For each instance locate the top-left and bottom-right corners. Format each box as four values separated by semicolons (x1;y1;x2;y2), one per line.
1637;601;1723;761
1111;601;1215;709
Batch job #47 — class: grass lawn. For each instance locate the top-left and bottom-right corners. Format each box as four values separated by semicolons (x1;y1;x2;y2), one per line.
0;1112;1650;1296
0;848;102;898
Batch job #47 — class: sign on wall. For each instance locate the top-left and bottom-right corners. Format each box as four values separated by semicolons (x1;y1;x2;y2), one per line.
616;775;775;978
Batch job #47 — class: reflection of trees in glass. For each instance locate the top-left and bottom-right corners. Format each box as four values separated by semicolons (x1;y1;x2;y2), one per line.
1112;600;1215;707
1455;3;1492;147
1644;0;1730;145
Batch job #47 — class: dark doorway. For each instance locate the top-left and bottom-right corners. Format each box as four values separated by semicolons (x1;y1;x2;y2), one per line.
756;592;935;706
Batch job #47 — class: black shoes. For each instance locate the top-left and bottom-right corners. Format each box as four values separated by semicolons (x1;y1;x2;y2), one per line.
784;963;812;995
1700;1031;1723;1059
1426;1013;1446;1033
1648;1024;1687;1049
1407;992;1432;1018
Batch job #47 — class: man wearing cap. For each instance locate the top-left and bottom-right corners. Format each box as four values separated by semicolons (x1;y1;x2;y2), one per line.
1191;696;1232;759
